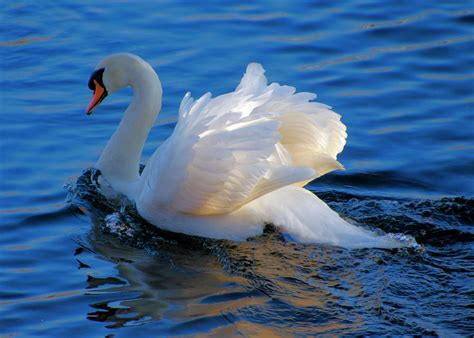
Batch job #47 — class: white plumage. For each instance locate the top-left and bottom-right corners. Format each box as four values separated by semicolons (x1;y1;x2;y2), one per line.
140;63;344;216
88;53;402;248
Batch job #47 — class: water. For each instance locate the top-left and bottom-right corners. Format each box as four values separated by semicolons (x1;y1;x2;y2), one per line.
1;1;473;336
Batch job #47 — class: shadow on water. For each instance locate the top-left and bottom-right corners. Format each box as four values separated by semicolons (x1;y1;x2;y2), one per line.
66;168;473;335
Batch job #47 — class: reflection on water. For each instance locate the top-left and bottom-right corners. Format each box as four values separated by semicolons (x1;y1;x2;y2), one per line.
0;36;51;47
78;223;364;334
80;222;263;332
300;36;474;71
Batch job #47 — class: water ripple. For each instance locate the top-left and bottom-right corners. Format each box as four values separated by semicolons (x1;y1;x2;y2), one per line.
1;0;473;336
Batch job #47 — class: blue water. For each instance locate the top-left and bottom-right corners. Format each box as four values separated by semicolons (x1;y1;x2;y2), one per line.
1;1;473;336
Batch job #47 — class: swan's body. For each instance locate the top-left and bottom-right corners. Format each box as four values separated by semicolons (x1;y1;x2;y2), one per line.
86;53;401;248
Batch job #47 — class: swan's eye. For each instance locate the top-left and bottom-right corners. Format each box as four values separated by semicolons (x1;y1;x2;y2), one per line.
88;76;95;91
88;68;106;91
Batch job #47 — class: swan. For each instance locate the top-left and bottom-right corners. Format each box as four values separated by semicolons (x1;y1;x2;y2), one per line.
85;53;401;248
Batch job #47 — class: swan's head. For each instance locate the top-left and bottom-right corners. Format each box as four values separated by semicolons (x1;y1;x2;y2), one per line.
86;53;148;115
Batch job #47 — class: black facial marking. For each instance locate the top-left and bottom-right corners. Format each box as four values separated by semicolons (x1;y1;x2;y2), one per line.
88;68;106;91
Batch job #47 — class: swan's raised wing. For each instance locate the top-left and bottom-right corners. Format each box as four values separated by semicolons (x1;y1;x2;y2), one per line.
139;63;346;216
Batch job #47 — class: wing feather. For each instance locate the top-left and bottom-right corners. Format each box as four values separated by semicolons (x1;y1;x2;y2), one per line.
140;63;347;215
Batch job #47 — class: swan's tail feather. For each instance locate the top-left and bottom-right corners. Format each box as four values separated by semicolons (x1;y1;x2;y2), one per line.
252;186;413;249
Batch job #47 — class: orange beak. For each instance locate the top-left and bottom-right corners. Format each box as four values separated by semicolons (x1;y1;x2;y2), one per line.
86;80;107;115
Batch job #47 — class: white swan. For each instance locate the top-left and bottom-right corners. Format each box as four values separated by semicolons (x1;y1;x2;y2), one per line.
85;53;401;248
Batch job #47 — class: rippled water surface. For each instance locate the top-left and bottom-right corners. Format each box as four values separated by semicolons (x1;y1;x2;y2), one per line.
1;1;473;336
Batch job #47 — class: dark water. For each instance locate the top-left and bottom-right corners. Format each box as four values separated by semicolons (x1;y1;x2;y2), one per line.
1;1;473;336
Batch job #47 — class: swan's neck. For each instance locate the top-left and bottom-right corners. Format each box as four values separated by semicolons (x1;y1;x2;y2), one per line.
96;64;162;198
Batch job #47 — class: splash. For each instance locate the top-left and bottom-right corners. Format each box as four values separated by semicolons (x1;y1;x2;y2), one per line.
66;168;432;252
383;233;424;253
